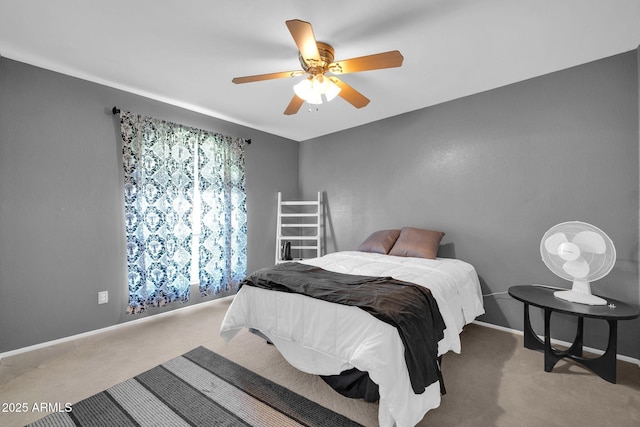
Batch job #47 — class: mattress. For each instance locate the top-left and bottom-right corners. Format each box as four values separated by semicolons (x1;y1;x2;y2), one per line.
220;251;485;427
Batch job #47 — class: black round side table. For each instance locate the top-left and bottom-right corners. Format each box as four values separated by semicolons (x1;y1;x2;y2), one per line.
508;284;639;383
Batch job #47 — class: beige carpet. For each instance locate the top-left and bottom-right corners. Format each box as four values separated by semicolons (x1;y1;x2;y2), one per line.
1;297;639;427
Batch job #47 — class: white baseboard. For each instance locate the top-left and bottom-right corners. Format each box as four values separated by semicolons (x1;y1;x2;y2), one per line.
472;320;640;368
0;296;233;360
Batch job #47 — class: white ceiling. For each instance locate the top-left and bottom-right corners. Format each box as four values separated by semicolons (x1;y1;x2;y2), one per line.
1;0;639;142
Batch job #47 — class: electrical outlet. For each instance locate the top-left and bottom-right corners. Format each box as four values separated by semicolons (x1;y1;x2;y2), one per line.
98;291;108;304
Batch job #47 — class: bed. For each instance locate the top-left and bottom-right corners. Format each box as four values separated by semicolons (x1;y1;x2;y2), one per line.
220;228;485;427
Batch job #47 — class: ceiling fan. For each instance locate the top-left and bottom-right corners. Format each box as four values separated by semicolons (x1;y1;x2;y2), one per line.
232;19;404;115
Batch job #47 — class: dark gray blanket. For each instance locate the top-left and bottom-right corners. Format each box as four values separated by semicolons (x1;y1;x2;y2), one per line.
240;262;446;394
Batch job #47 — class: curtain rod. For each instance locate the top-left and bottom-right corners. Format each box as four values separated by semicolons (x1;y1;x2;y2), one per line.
111;106;251;144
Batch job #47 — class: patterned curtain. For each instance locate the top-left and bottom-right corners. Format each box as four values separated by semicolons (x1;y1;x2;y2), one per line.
198;133;247;296
120;112;247;313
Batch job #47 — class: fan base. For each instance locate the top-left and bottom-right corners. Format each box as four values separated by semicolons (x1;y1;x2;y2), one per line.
554;290;607;306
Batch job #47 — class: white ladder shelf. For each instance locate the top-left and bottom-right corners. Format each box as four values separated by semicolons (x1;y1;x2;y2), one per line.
275;192;322;264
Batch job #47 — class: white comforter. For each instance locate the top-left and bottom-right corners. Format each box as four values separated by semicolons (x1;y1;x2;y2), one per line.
220;251;484;427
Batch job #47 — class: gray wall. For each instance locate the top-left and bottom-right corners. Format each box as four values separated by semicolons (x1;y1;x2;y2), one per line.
0;58;298;353
300;51;640;359
2;50;639;360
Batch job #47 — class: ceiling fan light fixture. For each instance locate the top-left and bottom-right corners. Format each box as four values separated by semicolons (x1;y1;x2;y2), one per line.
307;91;324;105
293;78;317;103
324;78;341;102
293;75;341;105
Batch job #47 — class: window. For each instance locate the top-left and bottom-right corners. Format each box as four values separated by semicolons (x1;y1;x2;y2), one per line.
120;111;247;314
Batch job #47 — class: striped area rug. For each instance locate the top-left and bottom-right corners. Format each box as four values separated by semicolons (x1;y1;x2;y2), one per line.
27;346;362;427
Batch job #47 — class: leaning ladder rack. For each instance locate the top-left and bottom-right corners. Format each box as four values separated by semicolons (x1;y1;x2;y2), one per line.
275;192;322;264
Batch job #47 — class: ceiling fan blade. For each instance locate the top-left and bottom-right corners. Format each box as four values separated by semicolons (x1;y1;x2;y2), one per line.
284;95;305;115
329;50;404;74
286;19;321;65
232;70;304;84
331;78;370;109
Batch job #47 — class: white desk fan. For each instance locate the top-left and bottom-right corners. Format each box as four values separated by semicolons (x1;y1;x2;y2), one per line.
540;221;616;305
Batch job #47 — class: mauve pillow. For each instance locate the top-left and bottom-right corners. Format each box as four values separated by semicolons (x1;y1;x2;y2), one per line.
388;227;445;259
357;229;401;254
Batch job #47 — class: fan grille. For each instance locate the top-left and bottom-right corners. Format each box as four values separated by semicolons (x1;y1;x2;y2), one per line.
540;221;616;282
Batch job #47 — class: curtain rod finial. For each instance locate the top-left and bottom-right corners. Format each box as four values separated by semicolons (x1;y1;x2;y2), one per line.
112;107;120;115
246;139;252;145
